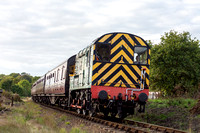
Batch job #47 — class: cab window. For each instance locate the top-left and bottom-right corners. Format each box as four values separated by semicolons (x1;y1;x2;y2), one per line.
96;43;111;61
134;47;147;64
69;65;75;76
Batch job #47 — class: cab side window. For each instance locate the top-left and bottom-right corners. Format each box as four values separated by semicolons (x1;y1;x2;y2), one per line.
96;43;111;62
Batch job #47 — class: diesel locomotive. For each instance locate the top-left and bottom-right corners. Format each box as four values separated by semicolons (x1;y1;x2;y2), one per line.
31;32;150;118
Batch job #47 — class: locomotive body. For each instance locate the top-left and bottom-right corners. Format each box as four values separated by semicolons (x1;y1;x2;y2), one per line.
32;32;150;118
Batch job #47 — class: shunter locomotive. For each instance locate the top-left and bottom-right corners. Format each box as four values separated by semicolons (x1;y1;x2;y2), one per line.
31;32;150;118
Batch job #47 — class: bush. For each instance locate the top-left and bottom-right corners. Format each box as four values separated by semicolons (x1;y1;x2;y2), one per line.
12;94;21;102
2;90;21;102
2;90;12;99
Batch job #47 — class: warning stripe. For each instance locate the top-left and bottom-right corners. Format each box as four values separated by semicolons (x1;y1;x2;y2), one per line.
135;36;147;46
98;34;113;43
92;63;143;88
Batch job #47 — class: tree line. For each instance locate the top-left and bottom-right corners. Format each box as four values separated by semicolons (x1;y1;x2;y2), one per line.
0;72;40;97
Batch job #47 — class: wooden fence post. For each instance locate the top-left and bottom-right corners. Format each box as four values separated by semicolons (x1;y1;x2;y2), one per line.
11;97;14;107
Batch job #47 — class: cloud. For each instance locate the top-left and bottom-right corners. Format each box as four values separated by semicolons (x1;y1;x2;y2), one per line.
0;0;199;76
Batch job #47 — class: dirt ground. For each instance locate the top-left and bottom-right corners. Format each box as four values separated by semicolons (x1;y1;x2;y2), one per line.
190;95;200;115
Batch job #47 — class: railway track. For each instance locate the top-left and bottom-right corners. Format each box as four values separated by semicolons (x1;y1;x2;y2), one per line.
38;102;187;133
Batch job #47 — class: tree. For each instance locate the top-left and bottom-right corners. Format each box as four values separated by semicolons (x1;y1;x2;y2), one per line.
150;30;200;96
32;76;40;84
18;79;31;96
0;76;13;91
20;74;32;83
9;73;20;78
12;75;21;84
11;84;23;96
0;73;37;97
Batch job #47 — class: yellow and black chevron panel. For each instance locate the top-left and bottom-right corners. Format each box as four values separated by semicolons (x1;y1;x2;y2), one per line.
92;32;150;88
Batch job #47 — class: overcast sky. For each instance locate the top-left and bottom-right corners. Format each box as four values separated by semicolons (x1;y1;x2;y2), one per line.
0;0;199;76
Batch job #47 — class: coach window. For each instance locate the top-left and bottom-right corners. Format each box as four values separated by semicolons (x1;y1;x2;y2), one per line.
54;71;56;82
134;47;147;64
96;43;111;62
61;66;65;80
57;69;60;82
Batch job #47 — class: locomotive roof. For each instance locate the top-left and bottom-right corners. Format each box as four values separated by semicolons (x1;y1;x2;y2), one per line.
94;32;150;48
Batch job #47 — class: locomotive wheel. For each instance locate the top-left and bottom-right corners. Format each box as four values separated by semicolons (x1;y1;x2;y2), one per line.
118;111;126;119
89;107;96;117
89;103;96;117
89;110;95;117
82;99;88;115
111;112;117;118
82;109;88;115
77;108;82;114
103;110;109;118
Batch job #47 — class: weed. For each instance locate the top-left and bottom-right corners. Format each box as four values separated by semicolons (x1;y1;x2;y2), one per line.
59;128;67;133
53;112;57;116
42;114;57;128
24;110;34;120
60;115;67;121
65;121;71;125
80;124;84;127
70;127;87;133
36;117;44;125
196;114;200;118
14;115;26;125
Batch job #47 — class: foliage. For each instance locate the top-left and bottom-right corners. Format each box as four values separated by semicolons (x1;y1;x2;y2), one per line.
18;80;31;96
20;73;32;83
0;76;13;91
11;84;23;96
0;73;40;97
9;73;20;78
0;74;5;82
2;90;21;101
150;30;200;96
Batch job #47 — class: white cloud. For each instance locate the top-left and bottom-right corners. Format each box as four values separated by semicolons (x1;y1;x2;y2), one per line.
0;0;199;76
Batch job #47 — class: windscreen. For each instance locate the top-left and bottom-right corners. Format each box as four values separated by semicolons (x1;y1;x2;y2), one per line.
134;47;147;64
96;43;111;62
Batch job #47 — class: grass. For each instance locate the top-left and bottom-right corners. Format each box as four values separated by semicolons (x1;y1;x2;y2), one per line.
148;98;197;109
0;101;87;133
0;123;30;133
60;115;68;121
65;121;71;125
70;127;87;133
127;98;198;131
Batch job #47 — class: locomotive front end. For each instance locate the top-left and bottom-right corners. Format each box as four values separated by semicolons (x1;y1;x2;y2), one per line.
91;33;150;118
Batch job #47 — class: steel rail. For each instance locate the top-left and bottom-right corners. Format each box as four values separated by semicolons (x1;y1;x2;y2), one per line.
122;119;187;133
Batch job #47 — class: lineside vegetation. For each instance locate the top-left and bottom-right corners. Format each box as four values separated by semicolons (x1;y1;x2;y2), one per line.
150;30;200;97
